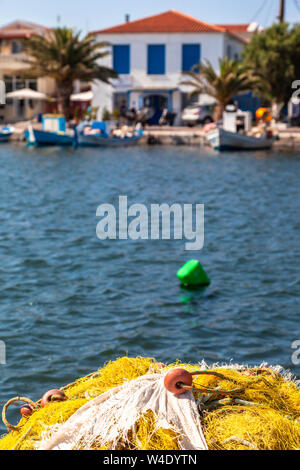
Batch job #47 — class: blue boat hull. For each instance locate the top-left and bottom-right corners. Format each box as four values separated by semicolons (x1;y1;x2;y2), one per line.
206;128;273;151
25;129;74;146
76;133;142;147
0;134;11;143
0;127;14;142
75;124;143;147
76;134;142;147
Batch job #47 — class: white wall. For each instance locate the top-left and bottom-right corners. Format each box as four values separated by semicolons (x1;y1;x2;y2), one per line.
223;35;245;61
92;32;241;122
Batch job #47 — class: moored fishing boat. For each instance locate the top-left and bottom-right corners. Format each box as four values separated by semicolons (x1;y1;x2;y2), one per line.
24;127;74;146
75;121;143;147
207;127;274;151
24;115;74;146
206;108;274;151
0;126;14;142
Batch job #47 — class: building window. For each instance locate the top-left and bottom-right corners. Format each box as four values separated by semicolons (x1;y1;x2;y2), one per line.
113;45;130;74
227;45;232;60
147;45;165;75
182;44;201;72
11;41;24;54
4;75;37;105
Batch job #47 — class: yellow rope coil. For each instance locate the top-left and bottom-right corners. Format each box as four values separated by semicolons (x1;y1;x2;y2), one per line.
2;397;39;432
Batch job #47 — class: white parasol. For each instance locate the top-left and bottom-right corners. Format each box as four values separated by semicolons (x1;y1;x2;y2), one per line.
70;91;93;102
5;88;47;100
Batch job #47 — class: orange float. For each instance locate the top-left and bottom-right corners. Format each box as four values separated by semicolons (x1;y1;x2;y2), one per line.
41;389;66;407
256;107;272;122
164;369;193;395
20;404;33;417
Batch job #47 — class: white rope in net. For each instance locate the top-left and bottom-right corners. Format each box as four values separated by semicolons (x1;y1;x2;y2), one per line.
38;372;208;450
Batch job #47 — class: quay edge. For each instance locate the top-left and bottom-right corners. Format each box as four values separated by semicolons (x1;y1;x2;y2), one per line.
7;122;300;151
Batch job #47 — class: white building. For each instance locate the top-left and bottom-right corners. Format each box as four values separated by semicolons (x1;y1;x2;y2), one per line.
91;10;246;125
0;20;56;123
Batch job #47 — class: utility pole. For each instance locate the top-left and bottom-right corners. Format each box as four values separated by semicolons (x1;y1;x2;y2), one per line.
278;0;285;23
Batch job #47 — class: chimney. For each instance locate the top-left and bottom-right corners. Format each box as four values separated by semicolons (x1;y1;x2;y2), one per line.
125;14;130;23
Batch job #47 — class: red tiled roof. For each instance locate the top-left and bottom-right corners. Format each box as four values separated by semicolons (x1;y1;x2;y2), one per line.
218;24;250;33
0;20;50;39
91;10;227;35
0;32;35;39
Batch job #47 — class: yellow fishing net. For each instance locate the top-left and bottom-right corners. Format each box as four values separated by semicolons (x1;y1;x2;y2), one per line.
0;357;299;450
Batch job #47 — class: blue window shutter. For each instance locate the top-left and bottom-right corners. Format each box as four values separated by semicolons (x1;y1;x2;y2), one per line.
147;45;165;74
182;44;201;72
113;45;130;74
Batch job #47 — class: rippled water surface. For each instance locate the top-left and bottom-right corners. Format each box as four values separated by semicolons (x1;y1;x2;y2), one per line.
0;143;299;429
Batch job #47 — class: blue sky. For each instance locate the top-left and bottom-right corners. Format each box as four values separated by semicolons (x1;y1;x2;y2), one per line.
0;0;299;32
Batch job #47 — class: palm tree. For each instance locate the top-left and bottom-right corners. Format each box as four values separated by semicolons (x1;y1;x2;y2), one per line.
22;27;118;119
181;57;256;121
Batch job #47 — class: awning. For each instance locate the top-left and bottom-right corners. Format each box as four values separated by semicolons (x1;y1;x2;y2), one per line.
198;94;217;106
70;91;93;102
6;88;47;100
129;87;179;93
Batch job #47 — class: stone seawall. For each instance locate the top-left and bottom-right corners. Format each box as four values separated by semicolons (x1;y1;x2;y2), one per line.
142;127;300;151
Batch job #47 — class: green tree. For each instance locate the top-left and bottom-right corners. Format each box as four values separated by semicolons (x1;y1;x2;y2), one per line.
243;22;300;119
22;27;117;119
181;57;255;121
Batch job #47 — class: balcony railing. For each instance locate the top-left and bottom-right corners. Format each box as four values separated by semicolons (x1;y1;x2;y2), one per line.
0;53;28;63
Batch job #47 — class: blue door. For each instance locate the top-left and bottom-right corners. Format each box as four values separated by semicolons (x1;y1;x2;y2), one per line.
144;95;167;125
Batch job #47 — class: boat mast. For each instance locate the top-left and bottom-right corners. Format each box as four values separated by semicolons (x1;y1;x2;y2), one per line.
278;0;285;22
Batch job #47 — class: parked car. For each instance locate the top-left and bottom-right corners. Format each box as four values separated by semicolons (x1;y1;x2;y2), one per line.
182;104;214;127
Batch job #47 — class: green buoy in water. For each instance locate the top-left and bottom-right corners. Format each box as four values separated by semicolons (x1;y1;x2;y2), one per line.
177;260;210;287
